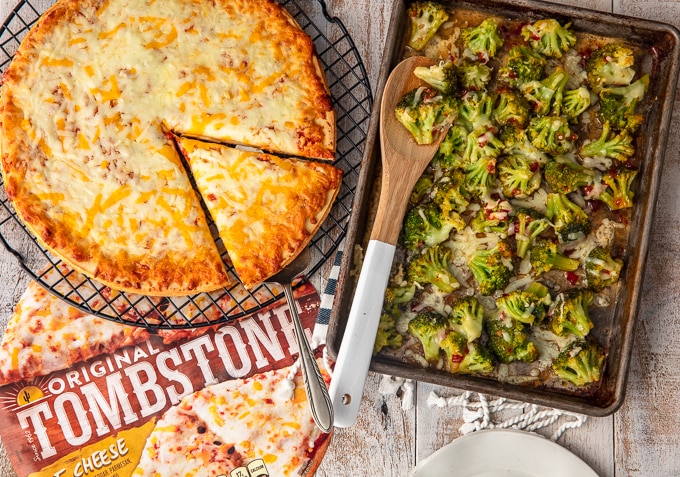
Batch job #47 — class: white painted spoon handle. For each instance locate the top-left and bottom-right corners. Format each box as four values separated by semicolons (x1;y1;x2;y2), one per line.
329;239;395;428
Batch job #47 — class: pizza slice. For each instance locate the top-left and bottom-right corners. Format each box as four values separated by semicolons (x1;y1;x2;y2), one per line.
0;280;150;385
176;137;343;288
131;404;245;476
0;277;217;386
132;359;332;477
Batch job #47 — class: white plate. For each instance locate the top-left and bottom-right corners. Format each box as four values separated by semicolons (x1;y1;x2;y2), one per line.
409;429;599;477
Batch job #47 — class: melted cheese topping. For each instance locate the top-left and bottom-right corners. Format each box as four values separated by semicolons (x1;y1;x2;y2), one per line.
1;0;334;294
133;362;329;477
178;138;342;287
0;281;150;384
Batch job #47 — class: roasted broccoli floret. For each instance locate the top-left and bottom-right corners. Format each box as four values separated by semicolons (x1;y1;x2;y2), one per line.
493;89;532;128
529;238;581;274
383;282;417;309
521;67;570;116
449;296;484;342
527;116;575;155
462;125;503;195
497;125;526;153
439;329;468;365
407;245;460;293
521;19;577;59
562;87;592;120
461;17;504;62
458;60;492;92
433;124;468;170
470;209;509;235
458;91;495;131
395;86;459;145
414;60;460;95
486;313;539;363
552;339;605;386
409;174;434;206
585;246;624;291
545;192;592;242
468;245;513;295
544;157;596;194
374;312;403;354
402;202;464;250
496;282;551;325
408;311;449;361
497;45;547;87
463;156;497;197
598;75;649;132
454;342;495;374
407;1;450;51
497;154;543;199
598;166;638;211
502;127;551;164
586;43;636;91
470;197;513;235
579;121;635;162
548;289;595;338
513;207;551;258
431;170;469;214
463;123;504;163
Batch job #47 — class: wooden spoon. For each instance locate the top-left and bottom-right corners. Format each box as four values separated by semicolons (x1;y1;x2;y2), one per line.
329;56;451;427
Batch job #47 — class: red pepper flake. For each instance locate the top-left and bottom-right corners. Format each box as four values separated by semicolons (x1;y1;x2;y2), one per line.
565;271;580;286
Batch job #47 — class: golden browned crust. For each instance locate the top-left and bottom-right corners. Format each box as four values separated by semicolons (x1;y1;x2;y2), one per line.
277;4;336;159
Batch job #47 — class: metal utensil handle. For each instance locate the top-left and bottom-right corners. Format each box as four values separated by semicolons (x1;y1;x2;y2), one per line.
284;283;334;433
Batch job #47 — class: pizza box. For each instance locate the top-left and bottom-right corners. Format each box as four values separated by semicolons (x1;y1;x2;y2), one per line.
0;281;331;477
326;0;680;416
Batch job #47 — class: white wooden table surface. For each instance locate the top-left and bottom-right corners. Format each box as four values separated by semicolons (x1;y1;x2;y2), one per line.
1;0;680;476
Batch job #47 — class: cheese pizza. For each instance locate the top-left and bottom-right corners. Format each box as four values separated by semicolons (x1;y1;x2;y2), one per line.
177;138;343;288
132;360;333;477
0;0;336;295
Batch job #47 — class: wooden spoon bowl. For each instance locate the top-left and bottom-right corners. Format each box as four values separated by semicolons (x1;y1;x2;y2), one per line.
371;55;448;244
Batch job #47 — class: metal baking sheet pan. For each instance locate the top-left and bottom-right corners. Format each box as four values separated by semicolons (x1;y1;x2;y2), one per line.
327;0;680;416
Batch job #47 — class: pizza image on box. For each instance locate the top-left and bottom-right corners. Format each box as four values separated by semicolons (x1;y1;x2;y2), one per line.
132;359;332;477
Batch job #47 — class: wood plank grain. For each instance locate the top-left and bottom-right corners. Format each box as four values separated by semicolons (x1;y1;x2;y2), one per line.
321;0;392;91
615;91;680;476
607;2;680;474
315;372;417;475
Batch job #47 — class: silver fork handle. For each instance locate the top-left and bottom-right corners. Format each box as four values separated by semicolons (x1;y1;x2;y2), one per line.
283;283;334;433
